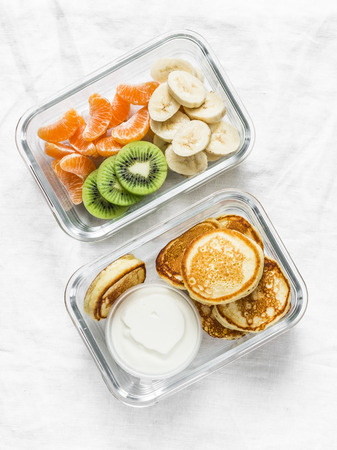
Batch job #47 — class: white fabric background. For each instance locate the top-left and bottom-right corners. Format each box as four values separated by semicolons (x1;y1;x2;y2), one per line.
1;0;337;448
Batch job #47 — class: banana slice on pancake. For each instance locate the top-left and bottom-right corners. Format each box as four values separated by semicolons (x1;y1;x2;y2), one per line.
213;257;291;332
84;254;146;321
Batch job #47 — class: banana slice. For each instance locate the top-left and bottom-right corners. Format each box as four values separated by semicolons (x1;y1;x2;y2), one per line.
206;121;241;156
150;111;190;143
172;120;211;157
184;92;226;124
153;134;170;152
148;83;180;122
168;71;206;108
193;66;205;83
166;145;208;176
205;151;222;161
151;57;196;82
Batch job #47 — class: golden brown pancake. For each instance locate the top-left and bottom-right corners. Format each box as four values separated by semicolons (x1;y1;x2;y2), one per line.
216;214;264;250
193;300;245;340
213;257;291;332
181;229;264;305
84;254;146;321
156;219;221;289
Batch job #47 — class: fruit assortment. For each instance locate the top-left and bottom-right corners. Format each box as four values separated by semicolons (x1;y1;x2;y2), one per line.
37;57;240;219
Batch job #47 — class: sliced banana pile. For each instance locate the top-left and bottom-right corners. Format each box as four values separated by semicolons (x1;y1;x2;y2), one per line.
148;57;241;177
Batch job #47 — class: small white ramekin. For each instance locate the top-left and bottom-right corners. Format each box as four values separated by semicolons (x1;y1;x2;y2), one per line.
105;283;201;380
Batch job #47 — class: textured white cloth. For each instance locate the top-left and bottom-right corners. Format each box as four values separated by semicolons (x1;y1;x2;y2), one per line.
1;0;337;448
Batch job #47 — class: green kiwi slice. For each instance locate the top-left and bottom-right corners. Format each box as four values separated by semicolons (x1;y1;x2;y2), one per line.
114;141;168;196
97;156;143;206
82;170;129;219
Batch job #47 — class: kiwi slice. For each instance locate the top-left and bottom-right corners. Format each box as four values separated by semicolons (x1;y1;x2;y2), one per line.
82;170;129;219
114;141;168;195
97;156;143;206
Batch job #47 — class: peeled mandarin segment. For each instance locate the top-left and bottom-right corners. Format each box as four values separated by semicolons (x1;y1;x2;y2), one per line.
44;142;77;159
110;107;150;145
51;159;83;205
38;108;79;143
69;116;97;156
59;154;96;180
109;94;130;128
116;81;159;106
83;94;112;141
95;136;123;157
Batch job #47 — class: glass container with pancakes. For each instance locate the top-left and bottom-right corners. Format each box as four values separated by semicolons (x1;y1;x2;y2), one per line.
65;189;307;407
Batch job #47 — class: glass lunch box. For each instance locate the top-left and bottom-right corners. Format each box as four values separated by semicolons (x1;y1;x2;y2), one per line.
65;189;308;407
16;30;255;242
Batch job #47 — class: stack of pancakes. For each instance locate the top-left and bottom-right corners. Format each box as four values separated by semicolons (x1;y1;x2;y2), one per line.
156;215;291;339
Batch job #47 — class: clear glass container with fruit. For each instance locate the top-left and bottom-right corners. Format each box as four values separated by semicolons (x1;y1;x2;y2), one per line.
16;30;254;242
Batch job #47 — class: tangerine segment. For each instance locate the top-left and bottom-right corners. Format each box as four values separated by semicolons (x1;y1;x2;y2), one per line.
69;116;97;156
116;81;159;106
60;154;96;180
52;159;83;205
83;94;112;141
38;108;79;143
44;142;77;159
110;107;150;145
96;136;123;157
109;94;130;128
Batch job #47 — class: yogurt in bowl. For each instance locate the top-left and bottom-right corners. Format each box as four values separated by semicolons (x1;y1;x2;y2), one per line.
105;283;201;379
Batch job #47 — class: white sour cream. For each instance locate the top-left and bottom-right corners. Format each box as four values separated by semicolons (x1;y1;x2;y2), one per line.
105;284;201;379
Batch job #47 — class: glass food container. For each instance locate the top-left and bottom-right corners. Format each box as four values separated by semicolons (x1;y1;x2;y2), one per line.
16;30;255;242
65;189;308;407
